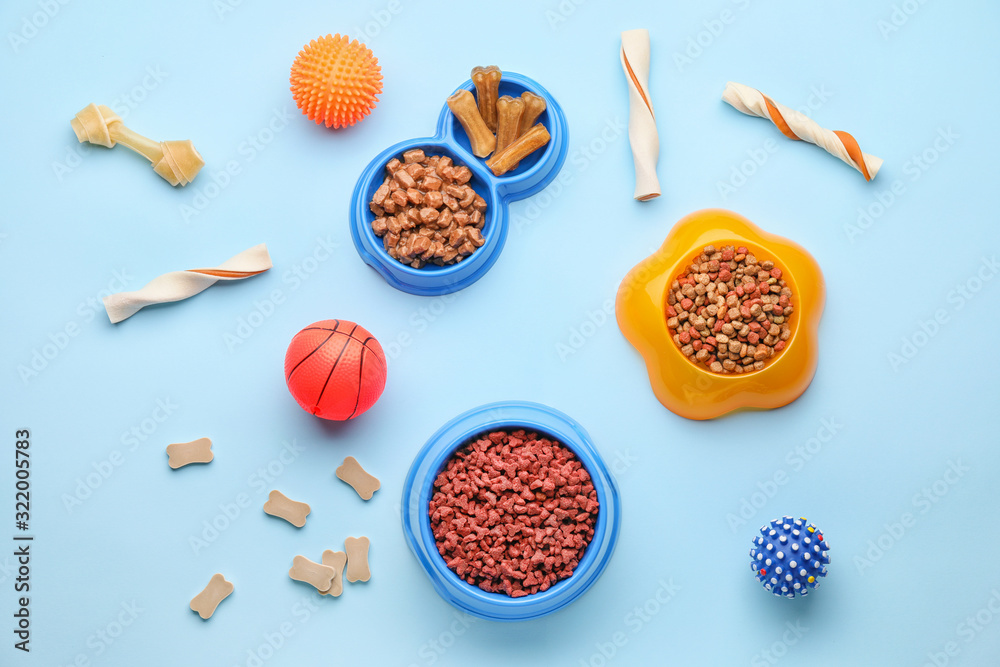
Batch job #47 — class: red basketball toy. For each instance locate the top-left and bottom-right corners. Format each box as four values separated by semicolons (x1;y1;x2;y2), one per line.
284;320;387;420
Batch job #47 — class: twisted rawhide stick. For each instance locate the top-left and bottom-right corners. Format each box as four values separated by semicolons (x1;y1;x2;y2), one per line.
620;29;660;201
722;82;882;181
71;103;204;186
103;244;272;323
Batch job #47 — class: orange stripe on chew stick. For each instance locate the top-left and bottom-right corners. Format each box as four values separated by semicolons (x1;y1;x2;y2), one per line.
762;96;798;141
833;130;872;181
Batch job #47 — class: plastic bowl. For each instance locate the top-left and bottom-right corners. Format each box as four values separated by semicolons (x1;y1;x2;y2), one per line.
615;209;826;420
401;401;621;621
350;72;568;296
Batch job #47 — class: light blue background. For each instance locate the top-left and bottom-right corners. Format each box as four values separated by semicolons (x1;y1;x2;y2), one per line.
1;1;998;665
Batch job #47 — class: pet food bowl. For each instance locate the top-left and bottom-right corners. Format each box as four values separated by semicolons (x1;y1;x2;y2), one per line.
401;401;621;621
350;72;568;296
616;208;825;420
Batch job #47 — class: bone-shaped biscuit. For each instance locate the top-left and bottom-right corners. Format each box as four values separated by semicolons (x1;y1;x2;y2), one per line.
263;490;310;528
471;65;502;132
345;536;371;583
495;95;525;156
517;91;547;138
71;103;204;186
447;89;495;158
190;573;233;620
166;437;214;469
320;550;348;597
335;456;380;500
485;123;550;177
288;555;335;592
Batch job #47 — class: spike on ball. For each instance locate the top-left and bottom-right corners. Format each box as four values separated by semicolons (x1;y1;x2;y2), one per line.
290;34;383;129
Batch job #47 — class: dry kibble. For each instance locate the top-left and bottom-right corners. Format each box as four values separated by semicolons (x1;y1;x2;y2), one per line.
369;151;488;268
666;244;795;374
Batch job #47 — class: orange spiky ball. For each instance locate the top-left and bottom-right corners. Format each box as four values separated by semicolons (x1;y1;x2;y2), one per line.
290;34;383;129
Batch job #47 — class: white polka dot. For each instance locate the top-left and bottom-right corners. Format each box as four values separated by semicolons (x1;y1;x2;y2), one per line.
804;553;811;561
785;574;793;581
789;561;797;568
765;559;772;566
777;551;785;559
791;544;799;551
799;569;807;576
775;566;783;574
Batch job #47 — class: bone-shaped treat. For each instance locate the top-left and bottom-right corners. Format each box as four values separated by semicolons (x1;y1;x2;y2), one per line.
102;243;272;324
447;89;495;158
288;555;335;592
70;103;204;186
166;437;214;469
319;550;348;597
263;490;311;528
485;124;550;177
335;456;380;500
344;536;371;583
517;91;547;138
620;29;660;201
495;95;525;156
471;65;502;132
190;573;233;620
722;81;882;181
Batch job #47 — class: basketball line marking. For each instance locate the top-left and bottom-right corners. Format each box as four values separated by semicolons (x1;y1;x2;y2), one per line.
285;320;341;382
300;326;384;361
347;347;367;419
313;322;359;412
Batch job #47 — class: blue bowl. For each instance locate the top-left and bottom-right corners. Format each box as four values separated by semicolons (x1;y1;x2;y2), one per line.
401;401;621;622
350;72;569;296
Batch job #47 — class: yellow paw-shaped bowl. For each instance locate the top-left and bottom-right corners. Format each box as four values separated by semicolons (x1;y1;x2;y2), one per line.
615;209;825;420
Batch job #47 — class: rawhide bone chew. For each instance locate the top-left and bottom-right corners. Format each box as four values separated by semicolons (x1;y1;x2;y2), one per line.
344;536;371;583
495;95;525;156
288;555;335;592
517;92;547;138
471;65;502;132
722;82;883;181
485;124;550;177
166;437;213;469
263;490;310;528
190;573;233;620
335;456;380;500
620;29;660;201
447;90;495;158
320;550;347;597
70;103;204;186
102;243;272;324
